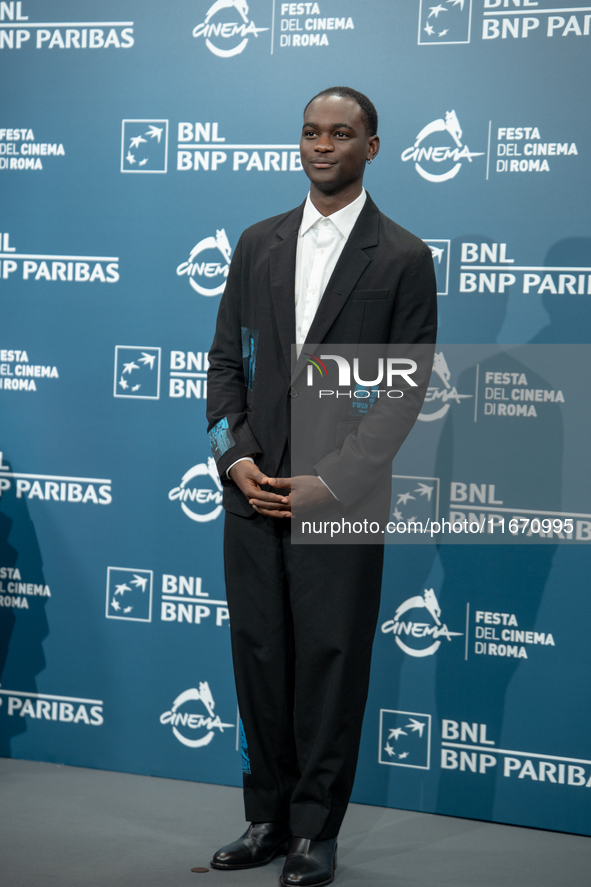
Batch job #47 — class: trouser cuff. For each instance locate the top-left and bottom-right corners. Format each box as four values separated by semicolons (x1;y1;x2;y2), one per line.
289;801;347;841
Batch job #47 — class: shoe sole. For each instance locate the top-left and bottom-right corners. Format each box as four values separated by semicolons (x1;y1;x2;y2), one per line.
279;875;335;887
210;841;290;870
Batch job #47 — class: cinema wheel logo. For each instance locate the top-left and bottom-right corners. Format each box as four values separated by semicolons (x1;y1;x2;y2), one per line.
160;682;233;748
168;457;223;522
381;588;463;657
419;351;472;422
176;229;232;297
401;110;483;182
193;0;269;58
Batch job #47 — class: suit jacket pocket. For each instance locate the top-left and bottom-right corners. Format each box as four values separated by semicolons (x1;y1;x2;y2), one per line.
349;289;389;300
335;420;360;449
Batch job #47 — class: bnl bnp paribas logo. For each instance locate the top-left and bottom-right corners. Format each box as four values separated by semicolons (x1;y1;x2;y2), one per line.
379;710;432;768
424;240;450;295
121;120;168;173
418;1;472;45
113;346;161;399
105;567;153;622
192;0;270;57
390;475;440;526
121;118;302;175
401;110;484;182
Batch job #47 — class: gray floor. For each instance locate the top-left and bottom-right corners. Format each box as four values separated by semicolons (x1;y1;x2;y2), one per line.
0;758;589;887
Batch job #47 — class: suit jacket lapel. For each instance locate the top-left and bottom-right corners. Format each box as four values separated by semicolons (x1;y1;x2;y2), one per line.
292;193;381;383
269;202;305;375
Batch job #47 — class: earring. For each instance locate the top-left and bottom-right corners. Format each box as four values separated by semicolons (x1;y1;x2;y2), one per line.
367;158;373;164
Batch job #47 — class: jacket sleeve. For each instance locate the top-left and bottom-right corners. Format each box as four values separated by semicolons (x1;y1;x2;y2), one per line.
313;246;437;509
387;245;438;345
206;235;262;485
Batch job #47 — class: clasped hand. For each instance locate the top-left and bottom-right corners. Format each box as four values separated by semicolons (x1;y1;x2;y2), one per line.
228;460;334;518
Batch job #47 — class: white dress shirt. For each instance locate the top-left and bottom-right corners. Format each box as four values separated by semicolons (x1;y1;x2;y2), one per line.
227;189;367;482
295;188;366;354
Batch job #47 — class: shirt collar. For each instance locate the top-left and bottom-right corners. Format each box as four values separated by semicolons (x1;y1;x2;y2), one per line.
299;188;367;239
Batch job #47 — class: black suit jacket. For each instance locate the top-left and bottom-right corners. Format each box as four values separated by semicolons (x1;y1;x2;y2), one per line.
206;193;437;518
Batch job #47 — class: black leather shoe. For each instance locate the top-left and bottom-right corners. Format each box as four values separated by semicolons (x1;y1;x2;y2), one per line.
210;821;291;870
280;836;338;886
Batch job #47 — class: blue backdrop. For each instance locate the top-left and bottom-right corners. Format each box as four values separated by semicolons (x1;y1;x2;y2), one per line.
1;0;590;837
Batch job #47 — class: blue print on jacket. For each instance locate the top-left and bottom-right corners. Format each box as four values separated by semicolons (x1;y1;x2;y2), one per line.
239;719;251;774
241;327;259;390
348;384;380;417
208;417;235;461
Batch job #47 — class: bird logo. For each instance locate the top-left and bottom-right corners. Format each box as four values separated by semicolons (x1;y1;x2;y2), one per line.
122;121;168;173
139;352;156;370
146;125;163;142
115;347;160;399
406;718;426;737
107;568;153;621
388;727;408;740
380;710;431;768
420;0;471;44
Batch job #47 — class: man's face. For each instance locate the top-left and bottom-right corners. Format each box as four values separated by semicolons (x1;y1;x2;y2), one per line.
299;95;378;194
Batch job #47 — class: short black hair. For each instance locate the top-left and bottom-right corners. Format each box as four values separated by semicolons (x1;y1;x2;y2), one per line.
304;87;378;137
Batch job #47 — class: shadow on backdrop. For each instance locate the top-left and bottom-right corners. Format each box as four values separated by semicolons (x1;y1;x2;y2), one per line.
433;349;561;820
360;236;513;810
529;238;591;344
0;452;49;756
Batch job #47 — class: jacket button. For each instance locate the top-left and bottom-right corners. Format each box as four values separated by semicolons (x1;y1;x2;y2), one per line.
289;388;298;398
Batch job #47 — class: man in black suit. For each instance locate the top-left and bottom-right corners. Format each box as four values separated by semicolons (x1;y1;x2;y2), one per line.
206;87;437;886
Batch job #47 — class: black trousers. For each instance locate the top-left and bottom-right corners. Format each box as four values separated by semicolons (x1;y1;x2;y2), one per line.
223;509;384;840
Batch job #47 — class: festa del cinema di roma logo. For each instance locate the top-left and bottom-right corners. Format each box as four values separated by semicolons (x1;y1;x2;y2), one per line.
168;457;223;523
381;588;463;657
418;351;472;421
160;682;233;748
193;0;269;57
401;110;484;182
176;229;232;296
